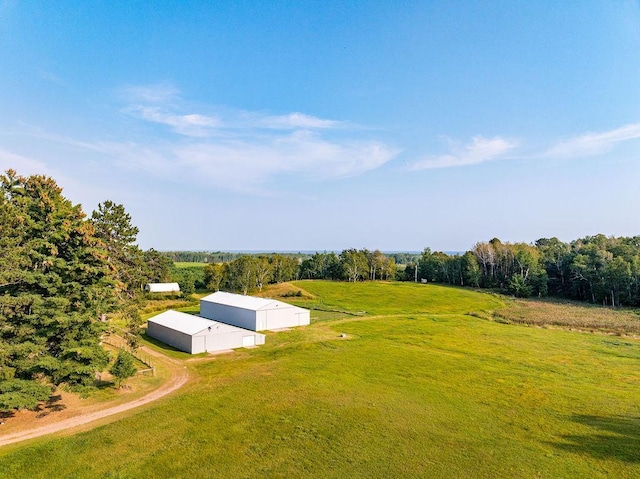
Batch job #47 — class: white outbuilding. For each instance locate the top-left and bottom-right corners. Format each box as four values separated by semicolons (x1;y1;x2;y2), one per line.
199;291;311;331
147;309;265;354
145;282;181;293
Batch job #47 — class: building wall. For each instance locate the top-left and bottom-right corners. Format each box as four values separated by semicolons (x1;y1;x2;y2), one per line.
200;302;258;330
263;306;311;330
195;329;266;353
200;298;311;331
295;309;311;326
147;322;194;353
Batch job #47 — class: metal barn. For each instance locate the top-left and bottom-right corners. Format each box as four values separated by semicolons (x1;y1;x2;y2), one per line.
145;282;181;293
147;310;265;354
199;291;311;331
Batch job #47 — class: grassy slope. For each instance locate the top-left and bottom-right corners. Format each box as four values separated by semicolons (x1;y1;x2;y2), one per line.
1;282;639;478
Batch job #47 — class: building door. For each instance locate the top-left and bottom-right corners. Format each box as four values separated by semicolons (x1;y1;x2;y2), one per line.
193;335;205;353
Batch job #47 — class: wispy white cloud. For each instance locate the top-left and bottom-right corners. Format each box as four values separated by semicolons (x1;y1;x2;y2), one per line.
122;84;347;136
0;150;52;176
102;84;398;189
410;135;517;170
128;106;221;137
543;123;640;158
81;131;397;193
407;122;640;173
257;112;343;130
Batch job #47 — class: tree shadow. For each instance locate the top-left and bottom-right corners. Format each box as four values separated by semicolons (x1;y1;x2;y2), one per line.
546;415;640;463
93;375;116;390
0;410;15;421
35;394;67;418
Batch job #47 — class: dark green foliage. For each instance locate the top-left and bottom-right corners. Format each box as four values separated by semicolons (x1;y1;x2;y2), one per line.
170;265;205;295
226;256;258;294
204;263;224;291
91;201;172;351
269;254;298;283
91;200;143;301
142;249;173;284
415;235;640;306
0;170;112;409
109;351;136;387
299;252;342;280
162;250;306;264
0;378;52;411
403;263;418;282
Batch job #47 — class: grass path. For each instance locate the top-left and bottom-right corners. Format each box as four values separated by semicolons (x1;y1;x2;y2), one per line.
0;346;189;448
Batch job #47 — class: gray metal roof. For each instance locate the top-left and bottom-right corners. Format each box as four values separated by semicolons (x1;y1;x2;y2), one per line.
148;309;246;335
200;291;281;311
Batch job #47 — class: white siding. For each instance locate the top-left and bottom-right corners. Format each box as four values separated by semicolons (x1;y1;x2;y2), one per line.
147;309;265;354
147;321;194;353
192;335;206;354
200;301;258;330
199;292;311;331
295;309;311;326
145;283;180;293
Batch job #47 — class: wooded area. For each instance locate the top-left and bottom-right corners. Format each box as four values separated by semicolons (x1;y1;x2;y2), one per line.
420;236;640;307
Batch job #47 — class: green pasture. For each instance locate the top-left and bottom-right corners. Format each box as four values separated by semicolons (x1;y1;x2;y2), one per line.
173;262;208;268
1;281;639;478
290;280;504;316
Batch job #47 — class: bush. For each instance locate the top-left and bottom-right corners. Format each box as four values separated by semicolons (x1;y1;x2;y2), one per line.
110;351;137;388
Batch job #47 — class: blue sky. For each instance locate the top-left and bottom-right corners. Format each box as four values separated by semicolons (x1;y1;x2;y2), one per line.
1;1;639;252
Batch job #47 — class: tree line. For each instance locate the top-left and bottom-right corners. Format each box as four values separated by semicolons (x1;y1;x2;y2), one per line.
201;249;399;295
208;238;640;308
163;250;306;264
418;236;640;307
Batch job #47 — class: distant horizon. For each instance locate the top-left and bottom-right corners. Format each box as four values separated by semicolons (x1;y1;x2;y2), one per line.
165;249;460;256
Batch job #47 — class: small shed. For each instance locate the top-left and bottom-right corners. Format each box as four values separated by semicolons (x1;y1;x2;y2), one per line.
147;310;265;354
199;291;311;331
145;282;181;293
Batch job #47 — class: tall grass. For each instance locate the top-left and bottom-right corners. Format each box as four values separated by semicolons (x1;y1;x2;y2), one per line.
494;297;640;335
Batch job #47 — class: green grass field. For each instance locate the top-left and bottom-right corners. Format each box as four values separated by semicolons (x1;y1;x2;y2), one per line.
1;281;639;478
173;262;208;268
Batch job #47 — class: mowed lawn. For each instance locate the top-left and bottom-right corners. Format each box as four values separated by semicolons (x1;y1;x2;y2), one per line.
1;282;639;478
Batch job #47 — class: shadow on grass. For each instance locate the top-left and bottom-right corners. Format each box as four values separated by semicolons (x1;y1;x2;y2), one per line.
142;333;180;352
94;379;116;390
141;333;198;359
547;415;640;463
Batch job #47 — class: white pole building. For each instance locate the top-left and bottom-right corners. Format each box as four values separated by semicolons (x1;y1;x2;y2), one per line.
145;282;181;293
199;291;311;331
147;310;265;354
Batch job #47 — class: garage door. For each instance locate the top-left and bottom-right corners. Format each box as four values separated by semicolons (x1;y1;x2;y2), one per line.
242;335;255;347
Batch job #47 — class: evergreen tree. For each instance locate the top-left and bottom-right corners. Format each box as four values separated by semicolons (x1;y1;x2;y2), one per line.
0;170;111;409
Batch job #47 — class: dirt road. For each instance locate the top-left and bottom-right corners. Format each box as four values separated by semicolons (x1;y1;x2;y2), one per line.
0;347;189;448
